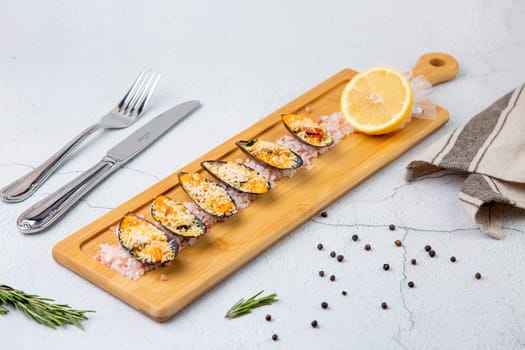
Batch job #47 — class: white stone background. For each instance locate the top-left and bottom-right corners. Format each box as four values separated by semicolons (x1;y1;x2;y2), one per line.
1;0;525;349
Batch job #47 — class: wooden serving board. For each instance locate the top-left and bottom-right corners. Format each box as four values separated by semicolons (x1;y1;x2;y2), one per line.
53;53;459;322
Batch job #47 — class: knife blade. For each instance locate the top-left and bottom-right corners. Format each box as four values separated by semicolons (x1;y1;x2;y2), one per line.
17;100;201;233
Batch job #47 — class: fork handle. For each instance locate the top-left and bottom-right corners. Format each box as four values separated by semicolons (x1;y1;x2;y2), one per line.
0;123;102;203
16;156;120;233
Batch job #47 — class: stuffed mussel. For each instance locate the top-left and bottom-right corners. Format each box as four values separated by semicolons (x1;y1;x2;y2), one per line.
281;113;334;147
178;172;237;217
236;139;303;170
151;195;207;238
117;213;178;265
201;160;270;194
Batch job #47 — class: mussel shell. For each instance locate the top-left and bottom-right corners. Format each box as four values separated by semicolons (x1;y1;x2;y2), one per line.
236;139;303;170
117;213;178;265
151;195;207;238
201;160;270;194
281;113;334;147
178;172;237;218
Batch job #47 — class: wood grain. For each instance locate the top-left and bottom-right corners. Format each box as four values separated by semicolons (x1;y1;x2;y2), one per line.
53;57;454;322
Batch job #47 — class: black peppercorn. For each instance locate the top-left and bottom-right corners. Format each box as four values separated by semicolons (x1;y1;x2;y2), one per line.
389;224;396;231
337;255;344;262
411;259;417;265
272;334;278;341
317;243;323;250
424;245;432;252
450;256;456;262
383;264;390;271
330;251;336;258
352;234;359;242
381;302;388;310
311;320;318;328
320;211;328;218
342;290;347;296
394;240;402;247
321;301;328;309
429;250;436;258
364;244;371;251
319;270;325;277
475;272;482;280
265;314;271;321
330;275;336;281
408;281;415;288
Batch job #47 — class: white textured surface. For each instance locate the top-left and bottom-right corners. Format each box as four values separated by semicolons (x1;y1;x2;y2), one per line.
1;0;525;349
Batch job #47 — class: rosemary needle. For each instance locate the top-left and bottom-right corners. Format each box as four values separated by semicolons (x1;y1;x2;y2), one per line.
0;285;94;329
225;291;278;319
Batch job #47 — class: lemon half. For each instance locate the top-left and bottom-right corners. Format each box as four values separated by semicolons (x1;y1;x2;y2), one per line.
340;66;413;135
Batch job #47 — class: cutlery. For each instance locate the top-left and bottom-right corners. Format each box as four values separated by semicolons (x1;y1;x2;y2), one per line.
1;69;160;203
16;100;201;233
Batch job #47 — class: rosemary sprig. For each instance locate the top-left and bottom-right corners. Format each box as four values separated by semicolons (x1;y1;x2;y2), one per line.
225;290;278;319
0;285;94;329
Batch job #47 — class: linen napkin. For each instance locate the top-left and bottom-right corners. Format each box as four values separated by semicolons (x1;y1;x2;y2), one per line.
406;84;525;239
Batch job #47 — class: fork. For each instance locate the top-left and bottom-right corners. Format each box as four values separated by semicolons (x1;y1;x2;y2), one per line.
0;69;160;203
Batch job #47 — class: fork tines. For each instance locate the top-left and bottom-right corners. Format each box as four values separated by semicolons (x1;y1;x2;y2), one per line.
117;68;160;116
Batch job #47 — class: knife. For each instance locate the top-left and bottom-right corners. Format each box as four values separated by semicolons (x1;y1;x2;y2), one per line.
17;100;201;233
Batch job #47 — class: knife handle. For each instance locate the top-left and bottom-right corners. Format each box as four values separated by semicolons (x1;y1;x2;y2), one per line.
1;123;101;203
16;156;119;234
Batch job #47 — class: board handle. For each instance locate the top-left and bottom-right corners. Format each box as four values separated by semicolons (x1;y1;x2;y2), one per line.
412;52;459;86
